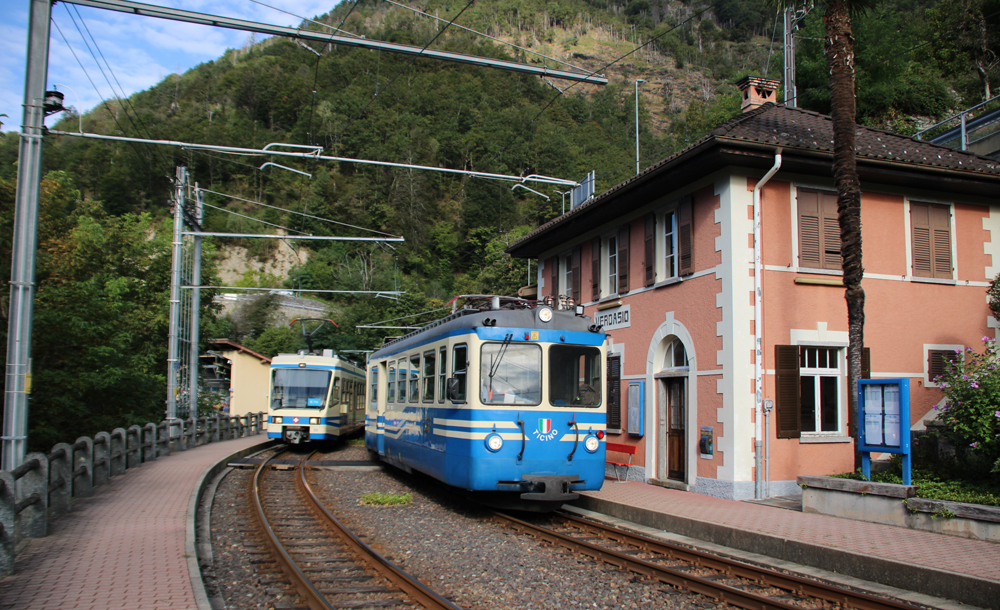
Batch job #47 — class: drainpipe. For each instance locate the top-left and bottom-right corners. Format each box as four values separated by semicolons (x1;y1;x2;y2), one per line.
754;150;782;500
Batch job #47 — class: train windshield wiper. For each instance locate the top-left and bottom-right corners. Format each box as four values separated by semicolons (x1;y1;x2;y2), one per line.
488;333;513;397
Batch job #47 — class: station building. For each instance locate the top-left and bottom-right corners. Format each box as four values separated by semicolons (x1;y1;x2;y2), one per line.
206;338;272;416
507;79;1000;500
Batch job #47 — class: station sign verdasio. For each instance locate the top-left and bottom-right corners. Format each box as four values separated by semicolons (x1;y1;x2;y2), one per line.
857;378;912;485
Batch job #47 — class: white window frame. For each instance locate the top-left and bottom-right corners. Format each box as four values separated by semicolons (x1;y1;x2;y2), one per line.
658;208;678;282
604;234;618;298
799;346;844;436
561;253;573;297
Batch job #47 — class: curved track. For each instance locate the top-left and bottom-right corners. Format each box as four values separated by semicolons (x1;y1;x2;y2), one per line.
495;510;926;610
249;448;463;610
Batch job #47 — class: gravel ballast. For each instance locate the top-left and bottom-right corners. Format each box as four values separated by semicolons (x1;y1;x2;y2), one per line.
206;442;720;610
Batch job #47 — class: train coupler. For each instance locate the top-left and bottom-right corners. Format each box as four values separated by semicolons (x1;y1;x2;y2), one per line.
519;474;581;501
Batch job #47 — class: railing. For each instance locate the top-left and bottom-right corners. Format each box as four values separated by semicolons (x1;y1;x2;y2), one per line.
914;94;1000;152
0;412;266;576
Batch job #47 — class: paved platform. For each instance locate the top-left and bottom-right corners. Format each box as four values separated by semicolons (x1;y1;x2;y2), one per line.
0;435;271;610
572;481;1000;610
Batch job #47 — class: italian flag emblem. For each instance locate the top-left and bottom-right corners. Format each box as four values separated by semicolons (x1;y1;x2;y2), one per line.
538;418;552;434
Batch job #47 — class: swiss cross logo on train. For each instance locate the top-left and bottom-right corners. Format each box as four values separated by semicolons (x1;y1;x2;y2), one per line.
292;417;300;424
534;418;558;441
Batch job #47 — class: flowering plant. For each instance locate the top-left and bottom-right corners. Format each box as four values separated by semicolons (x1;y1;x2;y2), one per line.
934;336;1000;476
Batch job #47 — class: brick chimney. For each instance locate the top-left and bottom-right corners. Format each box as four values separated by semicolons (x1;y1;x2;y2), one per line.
735;76;781;113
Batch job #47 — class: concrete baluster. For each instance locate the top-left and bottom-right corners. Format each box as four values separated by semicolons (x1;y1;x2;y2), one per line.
221;414;232;440
126;425;142;469
92;432;111;488
72;437;94;498
14;453;48;539
209;415;220;443
109;428;126;477
0;471;14;577
47;444;73;518
158;421;172;458
142;423;158;462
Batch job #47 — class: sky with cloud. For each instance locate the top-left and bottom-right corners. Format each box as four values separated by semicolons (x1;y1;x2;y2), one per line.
1;0;339;131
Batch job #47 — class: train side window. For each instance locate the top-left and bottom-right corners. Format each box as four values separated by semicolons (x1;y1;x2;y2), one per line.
371;367;379;403
422;350;436;402
387;363;396;402
409;354;420;403
450;344;468;402
398;358;408;401
438;346;447;404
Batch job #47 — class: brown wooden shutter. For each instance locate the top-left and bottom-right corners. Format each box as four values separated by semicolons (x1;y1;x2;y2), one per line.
929;204;952;279
591;237;600;301
678;197;694;276
606;355;621;430
861;347;871;379
644;214;655;287
549;256;559;297
618;224;630;294
798;190;821;268
821;193;841;270
911;203;932;277
571;246;581;304
774;345;801;439
927;349;958;382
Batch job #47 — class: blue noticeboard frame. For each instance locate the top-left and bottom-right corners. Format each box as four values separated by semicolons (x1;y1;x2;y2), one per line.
626;380;645;437
857;378;911;485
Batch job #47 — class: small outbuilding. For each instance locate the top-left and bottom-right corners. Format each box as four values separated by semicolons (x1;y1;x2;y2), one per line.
205;339;272;417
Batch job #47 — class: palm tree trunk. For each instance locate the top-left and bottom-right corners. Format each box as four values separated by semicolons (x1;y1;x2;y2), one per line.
825;0;865;469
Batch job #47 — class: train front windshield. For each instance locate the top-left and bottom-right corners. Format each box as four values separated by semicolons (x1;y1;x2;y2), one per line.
271;369;331;409
549;345;602;407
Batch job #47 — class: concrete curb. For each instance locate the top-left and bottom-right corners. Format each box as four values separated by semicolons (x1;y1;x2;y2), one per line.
186;439;277;610
572;494;1000;609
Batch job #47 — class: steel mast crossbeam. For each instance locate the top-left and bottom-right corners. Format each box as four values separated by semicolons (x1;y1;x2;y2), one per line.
60;0;608;85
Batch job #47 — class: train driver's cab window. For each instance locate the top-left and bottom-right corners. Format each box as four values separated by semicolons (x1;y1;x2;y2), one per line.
422;350;436;402
409;354;420;403
549;345;602;407
387;363;396;402
480;343;541;405
450;344;468;402
270;368;331;410
438;347;447;403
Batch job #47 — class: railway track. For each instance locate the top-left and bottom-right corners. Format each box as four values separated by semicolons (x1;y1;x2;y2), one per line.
249;448;463;610
494;510;926;610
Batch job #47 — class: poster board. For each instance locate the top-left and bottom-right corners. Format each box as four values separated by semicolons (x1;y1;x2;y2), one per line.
858;378;911;484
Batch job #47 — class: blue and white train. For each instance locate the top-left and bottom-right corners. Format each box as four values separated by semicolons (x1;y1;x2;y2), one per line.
267;349;367;444
365;296;609;510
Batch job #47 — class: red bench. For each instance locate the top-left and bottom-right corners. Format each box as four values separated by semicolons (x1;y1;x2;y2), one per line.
605;442;638;482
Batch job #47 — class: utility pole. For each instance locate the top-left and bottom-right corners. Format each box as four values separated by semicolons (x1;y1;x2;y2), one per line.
188;185;203;416
2;0;52;470
166;167;186;425
783;7;797;108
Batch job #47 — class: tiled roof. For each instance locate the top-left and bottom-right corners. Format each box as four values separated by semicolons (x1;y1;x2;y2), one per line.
509;103;1000;255
208;338;271;363
713;103;1000;174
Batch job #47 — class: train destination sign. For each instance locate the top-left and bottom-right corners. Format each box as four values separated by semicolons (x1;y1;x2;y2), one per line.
594;304;630;330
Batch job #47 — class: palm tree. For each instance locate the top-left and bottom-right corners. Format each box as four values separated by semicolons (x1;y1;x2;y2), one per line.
777;0;876;463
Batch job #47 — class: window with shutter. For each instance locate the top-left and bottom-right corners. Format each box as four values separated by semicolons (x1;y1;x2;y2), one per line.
927;349;959;383
548;256;558;298
606;355;621;430
797;189;840;270
571;246;581;304
562;254;573;297
607;235;618;295
678;197;694;275
618;225;630;294
911;202;952;279
591;238;600;301
774;345;801;438
644;214;655;286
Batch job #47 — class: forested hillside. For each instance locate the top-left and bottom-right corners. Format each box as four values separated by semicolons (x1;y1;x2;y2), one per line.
0;0;997;447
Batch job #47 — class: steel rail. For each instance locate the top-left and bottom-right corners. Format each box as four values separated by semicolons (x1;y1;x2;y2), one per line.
554;512;923;610
494;511;923;610
249;450;334;610
297;451;464;610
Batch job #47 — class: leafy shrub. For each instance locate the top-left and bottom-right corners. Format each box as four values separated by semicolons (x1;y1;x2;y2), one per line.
933;336;1000;477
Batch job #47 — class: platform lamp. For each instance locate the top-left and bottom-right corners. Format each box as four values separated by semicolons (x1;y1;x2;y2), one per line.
634;79;646;175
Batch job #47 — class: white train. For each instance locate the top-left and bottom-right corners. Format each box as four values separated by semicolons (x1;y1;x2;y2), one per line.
266;349;367;444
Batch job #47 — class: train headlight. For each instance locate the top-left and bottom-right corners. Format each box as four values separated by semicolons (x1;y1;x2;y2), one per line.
272;416;282;424
485;433;504;453
309;417;320;425
584;435;600;453
537;307;553;323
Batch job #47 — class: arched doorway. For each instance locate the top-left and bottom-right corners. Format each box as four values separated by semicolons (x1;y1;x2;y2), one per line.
656;337;688;482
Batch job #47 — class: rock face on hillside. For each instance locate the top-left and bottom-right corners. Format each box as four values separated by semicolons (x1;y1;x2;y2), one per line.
215;244;309;287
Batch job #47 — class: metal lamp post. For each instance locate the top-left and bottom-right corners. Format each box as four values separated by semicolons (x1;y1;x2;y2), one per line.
635;79;646;175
